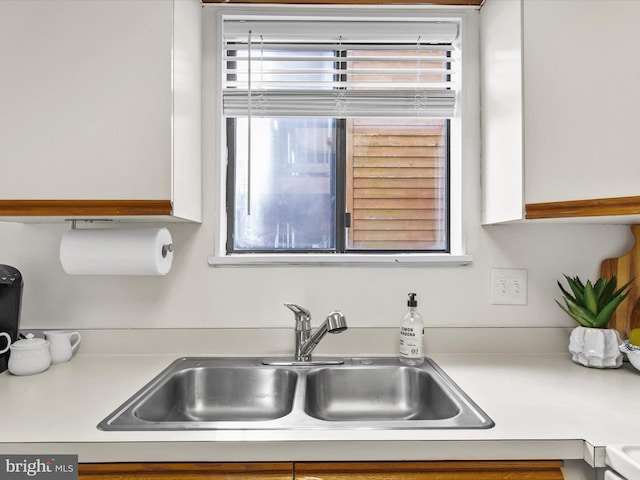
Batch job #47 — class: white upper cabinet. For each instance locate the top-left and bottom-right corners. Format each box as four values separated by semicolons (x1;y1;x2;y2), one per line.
481;0;640;223
0;0;201;222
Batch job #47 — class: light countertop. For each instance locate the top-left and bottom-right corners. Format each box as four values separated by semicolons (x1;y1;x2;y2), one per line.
0;328;638;465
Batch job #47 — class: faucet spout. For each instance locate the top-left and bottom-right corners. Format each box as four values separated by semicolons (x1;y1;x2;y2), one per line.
299;310;347;360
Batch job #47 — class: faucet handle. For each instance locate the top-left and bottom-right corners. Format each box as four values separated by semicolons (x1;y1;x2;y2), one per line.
284;302;311;318
284;303;311;330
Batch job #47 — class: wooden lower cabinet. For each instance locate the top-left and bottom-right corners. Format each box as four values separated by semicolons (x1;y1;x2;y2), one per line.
78;462;294;480
79;461;564;480
296;461;564;479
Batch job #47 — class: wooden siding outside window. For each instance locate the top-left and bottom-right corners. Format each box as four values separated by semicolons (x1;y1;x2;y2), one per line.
346;49;448;251
347;118;447;250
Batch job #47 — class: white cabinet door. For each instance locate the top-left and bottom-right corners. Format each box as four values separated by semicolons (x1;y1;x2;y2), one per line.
480;0;524;224
481;0;640;223
0;0;201;222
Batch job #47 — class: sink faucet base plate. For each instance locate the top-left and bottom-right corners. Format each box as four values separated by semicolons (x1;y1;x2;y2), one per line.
262;357;345;366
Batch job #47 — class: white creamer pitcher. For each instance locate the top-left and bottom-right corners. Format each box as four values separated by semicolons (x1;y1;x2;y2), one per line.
43;330;81;364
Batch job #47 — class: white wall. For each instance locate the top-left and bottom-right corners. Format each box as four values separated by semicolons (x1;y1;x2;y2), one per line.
0;4;634;332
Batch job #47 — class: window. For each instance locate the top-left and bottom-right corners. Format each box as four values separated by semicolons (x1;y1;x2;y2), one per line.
212;10;470;265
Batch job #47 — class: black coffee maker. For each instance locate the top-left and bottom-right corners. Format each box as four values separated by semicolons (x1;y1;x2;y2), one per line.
0;265;23;373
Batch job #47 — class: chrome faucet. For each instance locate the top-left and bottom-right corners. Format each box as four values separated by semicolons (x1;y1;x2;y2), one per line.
284;302;347;362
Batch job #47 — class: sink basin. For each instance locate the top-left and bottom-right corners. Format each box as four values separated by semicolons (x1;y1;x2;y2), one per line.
304;366;459;421
133;365;297;422
98;357;493;431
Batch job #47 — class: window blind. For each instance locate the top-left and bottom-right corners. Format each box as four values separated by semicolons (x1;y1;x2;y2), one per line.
222;18;460;118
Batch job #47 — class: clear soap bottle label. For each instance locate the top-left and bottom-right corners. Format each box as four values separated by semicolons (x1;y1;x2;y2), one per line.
399;325;423;358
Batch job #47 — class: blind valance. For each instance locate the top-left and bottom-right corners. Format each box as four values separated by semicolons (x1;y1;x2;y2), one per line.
222;17;460;118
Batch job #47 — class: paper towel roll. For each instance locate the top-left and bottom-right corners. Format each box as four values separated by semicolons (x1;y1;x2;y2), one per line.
60;227;173;275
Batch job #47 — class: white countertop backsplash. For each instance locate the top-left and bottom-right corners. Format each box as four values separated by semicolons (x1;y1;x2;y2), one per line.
23;326;575;356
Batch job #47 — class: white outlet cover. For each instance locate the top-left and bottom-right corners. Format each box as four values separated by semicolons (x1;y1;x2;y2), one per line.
490;268;528;305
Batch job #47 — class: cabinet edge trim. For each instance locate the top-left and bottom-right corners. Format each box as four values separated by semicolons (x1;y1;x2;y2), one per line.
525;196;640;220
0;200;173;217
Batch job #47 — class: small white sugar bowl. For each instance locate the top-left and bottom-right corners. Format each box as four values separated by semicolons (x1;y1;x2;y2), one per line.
8;334;51;376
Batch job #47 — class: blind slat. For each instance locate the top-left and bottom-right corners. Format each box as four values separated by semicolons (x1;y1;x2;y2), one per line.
226;68;453;76
225;82;455;89
225;54;453;62
226;44;455;52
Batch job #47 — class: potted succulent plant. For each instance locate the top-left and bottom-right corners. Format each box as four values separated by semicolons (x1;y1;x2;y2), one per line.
556;274;633;368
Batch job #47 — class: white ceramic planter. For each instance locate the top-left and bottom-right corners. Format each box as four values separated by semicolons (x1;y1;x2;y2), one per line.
569;326;622;368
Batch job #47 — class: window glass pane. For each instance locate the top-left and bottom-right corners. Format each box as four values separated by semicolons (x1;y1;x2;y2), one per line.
346;117;448;251
232;117;337;251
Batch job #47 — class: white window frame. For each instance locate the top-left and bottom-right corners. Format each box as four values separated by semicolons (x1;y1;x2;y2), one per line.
206;5;477;267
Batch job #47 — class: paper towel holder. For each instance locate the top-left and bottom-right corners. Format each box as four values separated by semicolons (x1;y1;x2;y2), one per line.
67;220;174;259
67;219;113;229
161;244;174;259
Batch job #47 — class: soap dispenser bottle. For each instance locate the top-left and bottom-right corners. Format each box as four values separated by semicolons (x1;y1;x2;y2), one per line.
399;292;424;365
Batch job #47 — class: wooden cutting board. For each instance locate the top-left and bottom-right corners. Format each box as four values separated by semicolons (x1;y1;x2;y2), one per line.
600;224;640;338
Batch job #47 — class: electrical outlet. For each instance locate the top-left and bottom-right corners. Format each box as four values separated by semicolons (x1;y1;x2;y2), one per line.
490;268;527;305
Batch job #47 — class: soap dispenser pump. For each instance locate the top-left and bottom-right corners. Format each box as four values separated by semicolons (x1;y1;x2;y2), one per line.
399;292;424;365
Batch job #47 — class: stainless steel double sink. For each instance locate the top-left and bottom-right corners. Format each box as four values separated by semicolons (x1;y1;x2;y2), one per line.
98;357;494;430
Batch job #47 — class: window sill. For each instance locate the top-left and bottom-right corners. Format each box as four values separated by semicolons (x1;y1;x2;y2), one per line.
208;253;472;267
